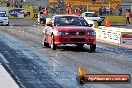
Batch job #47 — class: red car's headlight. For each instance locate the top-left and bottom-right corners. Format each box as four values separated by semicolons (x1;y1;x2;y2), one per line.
59;32;69;35
54;31;69;35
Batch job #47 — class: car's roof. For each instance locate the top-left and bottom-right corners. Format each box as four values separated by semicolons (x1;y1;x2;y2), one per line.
54;15;80;18
83;12;95;14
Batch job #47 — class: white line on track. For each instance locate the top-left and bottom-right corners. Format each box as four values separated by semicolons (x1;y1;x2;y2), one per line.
0;53;9;64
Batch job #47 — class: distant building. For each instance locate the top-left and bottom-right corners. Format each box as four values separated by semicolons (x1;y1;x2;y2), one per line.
22;0;48;7
49;0;120;12
120;0;132;12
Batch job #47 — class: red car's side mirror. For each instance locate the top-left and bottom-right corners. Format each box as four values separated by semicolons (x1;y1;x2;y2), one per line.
89;24;93;27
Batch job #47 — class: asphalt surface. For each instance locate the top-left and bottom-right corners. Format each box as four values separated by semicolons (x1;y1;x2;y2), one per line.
0;19;132;88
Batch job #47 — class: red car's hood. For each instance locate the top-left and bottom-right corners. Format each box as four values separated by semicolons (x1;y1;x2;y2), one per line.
53;26;94;32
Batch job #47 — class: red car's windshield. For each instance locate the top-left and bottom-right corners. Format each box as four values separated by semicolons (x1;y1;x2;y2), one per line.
54;16;89;26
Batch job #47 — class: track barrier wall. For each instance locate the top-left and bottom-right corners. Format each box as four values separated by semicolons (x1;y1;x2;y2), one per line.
96;27;132;44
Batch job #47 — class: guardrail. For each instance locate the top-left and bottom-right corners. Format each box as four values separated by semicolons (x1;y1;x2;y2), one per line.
96;26;132;44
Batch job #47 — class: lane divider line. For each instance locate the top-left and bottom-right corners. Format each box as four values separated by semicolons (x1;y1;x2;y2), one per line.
0;53;25;88
0;53;9;64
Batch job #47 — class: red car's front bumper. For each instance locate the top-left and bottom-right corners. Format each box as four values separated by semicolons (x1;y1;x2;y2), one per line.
54;35;96;45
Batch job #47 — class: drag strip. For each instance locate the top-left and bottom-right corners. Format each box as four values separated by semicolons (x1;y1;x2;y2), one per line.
0;19;131;88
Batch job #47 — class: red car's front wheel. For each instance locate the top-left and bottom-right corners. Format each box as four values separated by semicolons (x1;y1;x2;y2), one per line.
90;44;96;52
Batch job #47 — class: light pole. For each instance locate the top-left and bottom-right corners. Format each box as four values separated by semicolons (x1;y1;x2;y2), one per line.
33;0;34;6
43;0;44;7
87;5;88;11
109;2;111;15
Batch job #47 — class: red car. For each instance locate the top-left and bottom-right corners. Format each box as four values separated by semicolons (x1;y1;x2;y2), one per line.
43;15;96;51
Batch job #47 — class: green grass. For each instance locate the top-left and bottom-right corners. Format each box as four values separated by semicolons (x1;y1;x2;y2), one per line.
101;16;132;23
0;1;6;6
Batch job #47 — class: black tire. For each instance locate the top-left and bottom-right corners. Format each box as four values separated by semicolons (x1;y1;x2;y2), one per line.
90;44;96;52
98;21;102;26
77;44;84;48
43;39;49;47
6;22;9;26
76;75;86;85
51;35;56;50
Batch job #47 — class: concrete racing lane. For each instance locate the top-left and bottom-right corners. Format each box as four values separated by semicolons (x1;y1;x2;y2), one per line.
0;19;131;88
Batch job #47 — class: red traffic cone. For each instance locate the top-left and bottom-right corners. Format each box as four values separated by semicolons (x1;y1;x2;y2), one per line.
105;17;110;27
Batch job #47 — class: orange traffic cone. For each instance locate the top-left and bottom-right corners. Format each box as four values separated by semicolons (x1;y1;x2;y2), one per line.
105;17;110;27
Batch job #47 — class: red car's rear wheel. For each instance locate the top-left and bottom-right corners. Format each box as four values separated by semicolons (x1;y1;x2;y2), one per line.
43;35;49;47
51;35;57;50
